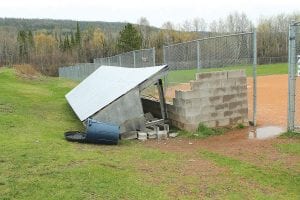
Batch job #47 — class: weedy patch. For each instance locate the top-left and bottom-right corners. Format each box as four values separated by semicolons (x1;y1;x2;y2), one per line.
14;64;42;80
178;123;227;139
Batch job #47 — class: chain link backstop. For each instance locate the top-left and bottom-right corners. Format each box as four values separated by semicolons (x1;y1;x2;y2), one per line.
288;21;300;132
163;32;257;126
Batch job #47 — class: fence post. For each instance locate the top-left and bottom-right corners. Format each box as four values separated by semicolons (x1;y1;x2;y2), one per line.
133;51;136;68
288;21;296;131
119;55;122;67
197;40;201;71
252;30;257;126
152;47;156;66
163;46;167;64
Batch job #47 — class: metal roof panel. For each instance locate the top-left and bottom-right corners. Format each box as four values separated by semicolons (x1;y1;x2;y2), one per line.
65;65;168;121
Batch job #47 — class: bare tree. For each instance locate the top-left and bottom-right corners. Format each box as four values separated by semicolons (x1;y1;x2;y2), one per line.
225;12;253;33
182;19;193;32
137;17;151;48
193;17;207;32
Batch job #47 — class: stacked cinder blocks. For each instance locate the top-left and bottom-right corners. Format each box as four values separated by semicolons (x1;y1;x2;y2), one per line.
168;70;248;131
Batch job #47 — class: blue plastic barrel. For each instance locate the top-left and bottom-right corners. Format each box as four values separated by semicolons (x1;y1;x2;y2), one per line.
86;119;119;145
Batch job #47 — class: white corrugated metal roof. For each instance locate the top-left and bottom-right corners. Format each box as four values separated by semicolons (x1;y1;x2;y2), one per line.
65;65;168;121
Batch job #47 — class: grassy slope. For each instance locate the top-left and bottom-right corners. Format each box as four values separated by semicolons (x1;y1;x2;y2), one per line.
167;63;288;84
0;67;299;199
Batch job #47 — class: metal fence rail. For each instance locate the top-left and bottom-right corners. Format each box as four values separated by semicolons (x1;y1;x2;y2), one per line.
94;47;155;68
288;21;300;132
257;56;288;64
59;63;100;81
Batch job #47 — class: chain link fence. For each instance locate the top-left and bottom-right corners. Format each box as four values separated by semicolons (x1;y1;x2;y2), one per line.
59;48;156;81
288;22;300;132
94;48;155;68
163;33;254;70
59;63;100;81
163;32;257;125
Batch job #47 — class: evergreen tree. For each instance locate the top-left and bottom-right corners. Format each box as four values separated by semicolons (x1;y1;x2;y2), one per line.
17;30;28;62
75;22;81;46
63;35;70;51
58;35;64;51
27;30;34;48
70;32;75;47
117;23;142;52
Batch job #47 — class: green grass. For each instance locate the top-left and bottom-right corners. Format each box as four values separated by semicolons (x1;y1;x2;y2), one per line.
0;68;168;199
1;67;299;199
279;131;300;139
276;143;300;155
167;63;288;84
200;150;300;199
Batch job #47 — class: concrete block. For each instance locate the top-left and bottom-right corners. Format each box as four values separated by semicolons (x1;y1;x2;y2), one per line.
237;108;248;117
212;88;227;96
227;70;246;78
169;132;178;138
228;101;243;110
216;118;230;127
183;123;198;131
138;132;147;141
196;72;212;80
197;89;213;98
147;131;157;139
196;71;227;80
229;116;245;125
189;111;224;123
222;79;237;88
179;91;200;100
236;93;248;100
173;98;192;107
224;110;234;117
209;96;223;104
200;105;216;115
235;77;247;85
157;130;168;140
191;79;223;90
215;103;229;111
223;94;237;103
228;85;247;95
175;90;184;99
202;120;217;128
164;124;170;132
174;106;188;117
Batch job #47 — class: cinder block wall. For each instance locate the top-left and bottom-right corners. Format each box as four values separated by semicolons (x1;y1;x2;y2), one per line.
168;70;248;131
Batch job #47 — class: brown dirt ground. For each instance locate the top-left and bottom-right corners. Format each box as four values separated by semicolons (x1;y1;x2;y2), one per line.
145;74;300;174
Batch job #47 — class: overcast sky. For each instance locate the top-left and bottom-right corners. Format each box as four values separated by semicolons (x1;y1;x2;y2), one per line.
0;0;299;27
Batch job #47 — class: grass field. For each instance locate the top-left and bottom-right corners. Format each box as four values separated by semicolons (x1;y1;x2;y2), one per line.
167;63;288;84
0;67;299;199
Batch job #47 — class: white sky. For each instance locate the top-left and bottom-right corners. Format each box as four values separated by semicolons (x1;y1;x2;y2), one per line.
0;0;299;27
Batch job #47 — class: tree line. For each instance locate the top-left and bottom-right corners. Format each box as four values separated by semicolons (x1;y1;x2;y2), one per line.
0;12;299;75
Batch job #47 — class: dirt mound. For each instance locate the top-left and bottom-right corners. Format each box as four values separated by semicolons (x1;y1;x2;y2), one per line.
14;64;42;79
